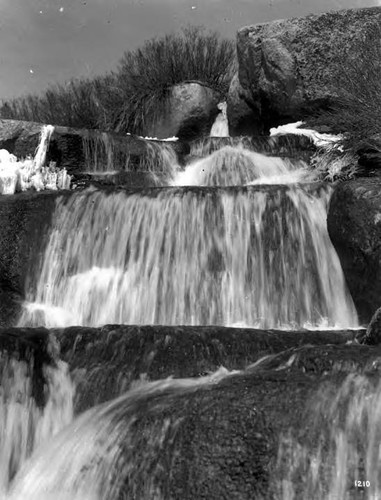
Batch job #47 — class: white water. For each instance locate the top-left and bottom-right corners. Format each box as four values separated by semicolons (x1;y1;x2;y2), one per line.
19;182;358;329
270;121;343;148
83;131;179;181
171;146;314;186
210;102;229;138
7;367;236;500
276;374;381;499
0;354;74;496
0;125;71;194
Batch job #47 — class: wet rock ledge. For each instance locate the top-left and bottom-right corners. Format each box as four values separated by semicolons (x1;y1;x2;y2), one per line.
0;324;369;412
2;324;381;499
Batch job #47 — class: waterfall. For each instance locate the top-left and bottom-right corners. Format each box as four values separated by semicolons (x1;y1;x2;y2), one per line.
6;368;235;500
171;146;314;186
275;374;381;499
189;134;315;160
82;131;179;182
210;102;229;138
18;183;358;329
0;353;74;495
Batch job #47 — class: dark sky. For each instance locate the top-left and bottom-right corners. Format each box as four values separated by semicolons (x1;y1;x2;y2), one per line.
0;0;379;99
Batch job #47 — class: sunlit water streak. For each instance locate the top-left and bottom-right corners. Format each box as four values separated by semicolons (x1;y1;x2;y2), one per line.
19;184;358;329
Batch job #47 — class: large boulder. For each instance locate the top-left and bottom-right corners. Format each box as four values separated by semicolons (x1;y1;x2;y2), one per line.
146;81;222;141
226;72;262;136
234;7;381;131
328;178;381;324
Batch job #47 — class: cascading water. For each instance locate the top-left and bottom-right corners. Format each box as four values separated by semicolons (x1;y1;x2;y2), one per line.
6;368;236;500
171;146;314;186
0;352;74;496
19;181;357;329
210;102;229;138
275;374;381;500
0;108;367;499
82;131;179;184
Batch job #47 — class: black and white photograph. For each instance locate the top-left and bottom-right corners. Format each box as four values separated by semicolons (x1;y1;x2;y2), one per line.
0;0;381;498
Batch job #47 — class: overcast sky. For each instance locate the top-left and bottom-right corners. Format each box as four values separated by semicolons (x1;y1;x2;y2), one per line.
0;0;379;100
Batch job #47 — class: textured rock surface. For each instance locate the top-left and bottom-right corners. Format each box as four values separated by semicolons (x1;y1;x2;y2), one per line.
363;307;381;345
328;178;381;324
54;324;359;412
0;191;60;326
0;327;53;406
147;82;222;140
2;323;381;498
0;119;189;176
235;7;381;130
356;136;381;175
226;72;261;136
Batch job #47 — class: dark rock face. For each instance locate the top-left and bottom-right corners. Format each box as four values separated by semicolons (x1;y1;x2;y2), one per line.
235;7;381;131
0;191;61;326
3;323;381;498
328;178;381;323
363;307;381;345
71;171;167;190
146;82;222;141
0;327;53;407
0;119;189;178
226;72;262;136
54;324;358;412
356;136;381;175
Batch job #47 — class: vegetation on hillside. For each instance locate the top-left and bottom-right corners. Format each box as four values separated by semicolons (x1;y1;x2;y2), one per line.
0;26;236;135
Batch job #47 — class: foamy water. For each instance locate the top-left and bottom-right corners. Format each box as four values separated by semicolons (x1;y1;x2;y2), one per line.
171;146;314;187
7;368;236;500
19;183;358;329
0;354;74;496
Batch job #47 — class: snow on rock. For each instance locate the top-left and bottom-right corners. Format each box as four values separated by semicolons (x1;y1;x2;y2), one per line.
270;121;343;149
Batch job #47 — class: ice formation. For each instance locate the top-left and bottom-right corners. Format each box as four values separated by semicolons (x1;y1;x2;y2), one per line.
0;125;71;195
